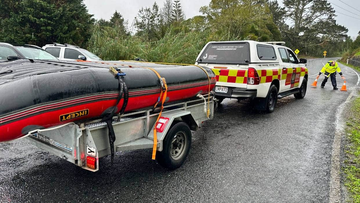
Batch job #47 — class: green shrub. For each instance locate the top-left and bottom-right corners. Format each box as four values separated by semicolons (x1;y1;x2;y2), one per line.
87;24;210;64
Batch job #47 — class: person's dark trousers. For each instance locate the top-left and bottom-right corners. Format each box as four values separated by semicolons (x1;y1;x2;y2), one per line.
321;72;337;89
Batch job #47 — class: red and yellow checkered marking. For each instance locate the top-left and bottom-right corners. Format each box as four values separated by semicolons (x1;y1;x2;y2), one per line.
257;69;281;83
212;67;307;86
282;67;307;87
213;68;247;84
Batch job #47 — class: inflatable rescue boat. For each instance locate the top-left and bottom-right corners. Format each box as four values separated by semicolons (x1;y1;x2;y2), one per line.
0;60;216;142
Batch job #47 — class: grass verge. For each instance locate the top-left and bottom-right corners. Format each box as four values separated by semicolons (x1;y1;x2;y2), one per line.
344;95;360;202
338;62;360;72
340;60;360;201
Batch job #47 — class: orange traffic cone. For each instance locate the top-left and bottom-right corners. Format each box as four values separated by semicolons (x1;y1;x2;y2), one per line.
312;75;320;87
340;80;347;91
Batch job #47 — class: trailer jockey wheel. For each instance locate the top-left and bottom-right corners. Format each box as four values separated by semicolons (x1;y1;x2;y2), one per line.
156;122;191;170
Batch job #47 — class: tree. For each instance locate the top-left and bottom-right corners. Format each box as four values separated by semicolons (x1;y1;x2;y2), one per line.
284;0;335;35
134;2;161;41
158;0;173;37
267;0;287;33
161;0;173;27
183;15;208;32
0;0;21;19
172;0;185;23
109;11;128;35
200;0;280;41
0;0;94;46
281;0;348;55
351;36;360;51
97;19;112;27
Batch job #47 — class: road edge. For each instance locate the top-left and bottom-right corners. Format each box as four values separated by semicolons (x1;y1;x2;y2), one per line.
329;65;360;203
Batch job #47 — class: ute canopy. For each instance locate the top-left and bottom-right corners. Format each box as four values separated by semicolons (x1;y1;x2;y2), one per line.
197;42;250;65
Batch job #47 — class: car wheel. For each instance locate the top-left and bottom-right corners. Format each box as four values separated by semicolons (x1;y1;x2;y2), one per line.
265;84;278;113
294;78;307;99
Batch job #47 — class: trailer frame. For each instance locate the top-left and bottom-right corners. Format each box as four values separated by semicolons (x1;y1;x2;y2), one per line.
26;95;214;172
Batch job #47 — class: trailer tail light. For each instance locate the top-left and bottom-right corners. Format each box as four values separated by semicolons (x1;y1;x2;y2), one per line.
156;117;169;133
248;68;260;85
86;156;96;170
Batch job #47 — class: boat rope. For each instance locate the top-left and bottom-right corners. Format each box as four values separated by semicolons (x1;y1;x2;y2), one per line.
196;94;207;114
193;64;212;119
102;67;128;165
142;67;168;160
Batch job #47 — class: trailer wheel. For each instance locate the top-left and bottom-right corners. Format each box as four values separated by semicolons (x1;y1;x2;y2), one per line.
156;122;191;170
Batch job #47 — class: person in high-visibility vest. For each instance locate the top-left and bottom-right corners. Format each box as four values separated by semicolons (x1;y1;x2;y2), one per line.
318;60;345;90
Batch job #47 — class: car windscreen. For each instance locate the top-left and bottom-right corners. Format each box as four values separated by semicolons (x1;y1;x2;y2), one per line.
197;42;250;64
0;46;21;61
80;48;102;61
16;47;58;60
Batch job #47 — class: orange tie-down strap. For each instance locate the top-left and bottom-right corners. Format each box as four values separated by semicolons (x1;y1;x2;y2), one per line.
142;67;168;160
142;61;212;118
144;64;212;160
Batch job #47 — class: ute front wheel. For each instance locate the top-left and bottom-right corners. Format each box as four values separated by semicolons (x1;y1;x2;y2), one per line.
294;78;307;99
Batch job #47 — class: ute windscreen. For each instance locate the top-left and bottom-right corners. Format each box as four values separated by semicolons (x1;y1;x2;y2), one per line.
197;42;250;64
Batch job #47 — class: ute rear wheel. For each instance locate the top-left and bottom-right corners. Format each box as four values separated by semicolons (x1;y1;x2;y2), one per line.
294;78;307;99
255;84;278;113
156;122;191;170
265;84;278;113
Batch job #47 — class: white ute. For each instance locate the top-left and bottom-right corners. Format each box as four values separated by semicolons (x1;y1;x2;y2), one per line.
195;40;308;112
43;43;102;62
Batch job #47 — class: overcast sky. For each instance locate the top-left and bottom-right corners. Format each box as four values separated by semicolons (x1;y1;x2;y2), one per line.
83;0;360;38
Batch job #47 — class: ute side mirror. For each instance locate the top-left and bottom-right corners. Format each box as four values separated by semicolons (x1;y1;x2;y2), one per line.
78;55;86;61
299;58;307;64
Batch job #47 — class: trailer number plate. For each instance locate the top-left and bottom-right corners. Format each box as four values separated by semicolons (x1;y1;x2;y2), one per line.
87;146;96;157
215;86;228;93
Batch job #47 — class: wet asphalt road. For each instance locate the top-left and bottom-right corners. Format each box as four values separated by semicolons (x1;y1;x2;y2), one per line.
1;58;359;203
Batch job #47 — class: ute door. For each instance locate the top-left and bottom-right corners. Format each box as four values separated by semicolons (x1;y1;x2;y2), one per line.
278;48;303;92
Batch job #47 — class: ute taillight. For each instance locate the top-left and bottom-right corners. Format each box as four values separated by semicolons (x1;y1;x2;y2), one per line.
248;68;260;85
86;156;96;170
